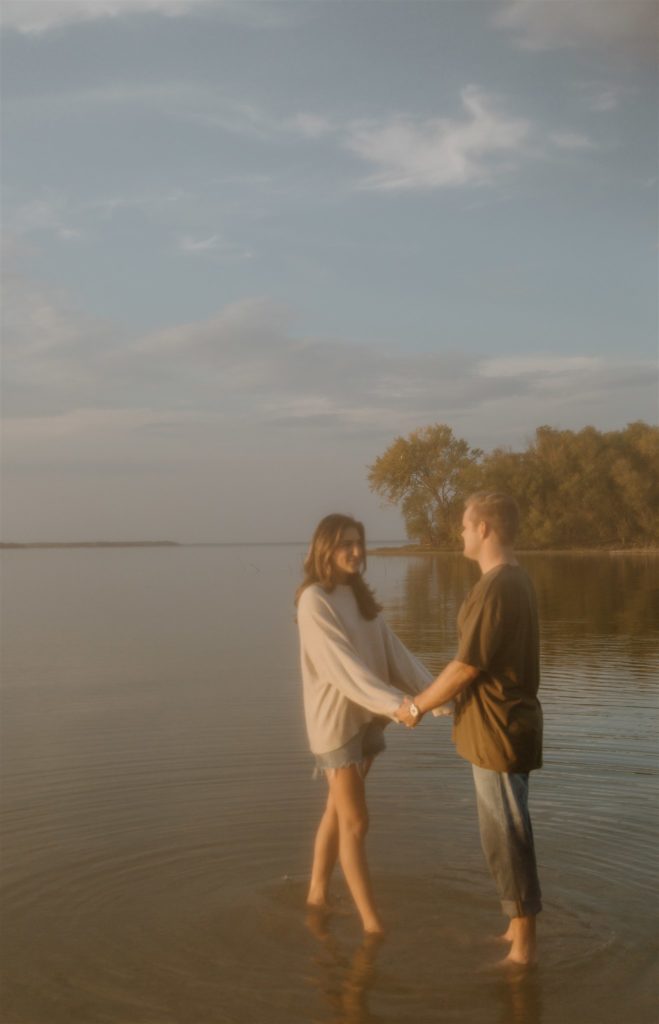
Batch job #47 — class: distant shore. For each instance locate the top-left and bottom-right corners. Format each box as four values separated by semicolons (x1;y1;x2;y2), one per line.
0;541;181;549
369;545;659;556
2;541;656;555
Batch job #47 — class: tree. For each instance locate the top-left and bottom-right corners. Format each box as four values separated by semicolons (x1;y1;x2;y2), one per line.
368;425;483;547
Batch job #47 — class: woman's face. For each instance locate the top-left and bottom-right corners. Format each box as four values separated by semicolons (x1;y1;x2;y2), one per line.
332;525;364;580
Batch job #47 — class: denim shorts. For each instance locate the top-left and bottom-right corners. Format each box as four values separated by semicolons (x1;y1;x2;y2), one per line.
313;719;387;778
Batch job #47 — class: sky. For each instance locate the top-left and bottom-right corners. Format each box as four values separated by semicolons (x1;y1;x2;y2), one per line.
2;0;657;543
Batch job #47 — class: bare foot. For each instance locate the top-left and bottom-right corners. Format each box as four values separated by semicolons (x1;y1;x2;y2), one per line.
306;884;333;910
495;924;515;944
305;905;331;942
497;949;537;968
306;897;332;912
363;918;386;938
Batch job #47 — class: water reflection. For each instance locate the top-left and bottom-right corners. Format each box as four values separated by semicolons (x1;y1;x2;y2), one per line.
491;967;544;1024
305;910;384;1024
385;552;659;674
2;548;656;1024
304;913;547;1024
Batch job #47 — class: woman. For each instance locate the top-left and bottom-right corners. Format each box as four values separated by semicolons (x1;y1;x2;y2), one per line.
296;513;439;935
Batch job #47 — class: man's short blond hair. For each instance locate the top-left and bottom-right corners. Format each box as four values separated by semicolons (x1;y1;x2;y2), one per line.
466;492;519;545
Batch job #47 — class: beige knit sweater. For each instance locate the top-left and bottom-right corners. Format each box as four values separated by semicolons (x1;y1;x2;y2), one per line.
297;582;436;755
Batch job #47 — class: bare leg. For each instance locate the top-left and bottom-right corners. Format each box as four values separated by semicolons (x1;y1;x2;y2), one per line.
328;763;384;935
500;915;536;966
307;790;339;908
307;757;376;909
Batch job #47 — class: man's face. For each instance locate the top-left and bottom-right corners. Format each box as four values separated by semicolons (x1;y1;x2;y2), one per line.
461;505;483;561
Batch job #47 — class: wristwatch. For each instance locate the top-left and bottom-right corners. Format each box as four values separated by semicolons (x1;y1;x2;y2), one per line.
408;702;421;719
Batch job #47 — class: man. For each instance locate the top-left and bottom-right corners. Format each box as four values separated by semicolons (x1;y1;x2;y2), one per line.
398;492;543;966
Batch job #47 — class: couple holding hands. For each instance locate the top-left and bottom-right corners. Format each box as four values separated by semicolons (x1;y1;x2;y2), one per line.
296;493;543;967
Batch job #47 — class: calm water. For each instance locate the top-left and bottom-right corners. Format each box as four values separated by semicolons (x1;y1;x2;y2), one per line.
1;547;657;1024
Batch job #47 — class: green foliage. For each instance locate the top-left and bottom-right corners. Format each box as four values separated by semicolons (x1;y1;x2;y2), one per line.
368;421;659;549
367;425;483;547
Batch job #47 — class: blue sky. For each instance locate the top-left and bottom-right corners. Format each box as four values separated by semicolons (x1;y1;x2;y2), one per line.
2;1;657;542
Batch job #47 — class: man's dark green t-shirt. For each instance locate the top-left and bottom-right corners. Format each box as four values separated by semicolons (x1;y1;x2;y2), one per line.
453;563;542;773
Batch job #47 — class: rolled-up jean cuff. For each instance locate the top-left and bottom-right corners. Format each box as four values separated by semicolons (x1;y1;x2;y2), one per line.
501;897;543;918
472;765;542;919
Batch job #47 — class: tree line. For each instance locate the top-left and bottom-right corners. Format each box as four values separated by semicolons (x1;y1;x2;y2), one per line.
368;422;659;549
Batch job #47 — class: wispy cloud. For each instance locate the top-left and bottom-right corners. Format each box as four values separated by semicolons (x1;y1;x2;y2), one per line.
344;87;531;191
286;113;335;139
495;1;658;58
179;234;222;253
0;1;199;34
4;266;656;456
178;233;252;260
0;0;298;35
580;84;626;113
549;132;596;152
11;194;84;241
4;76;597;197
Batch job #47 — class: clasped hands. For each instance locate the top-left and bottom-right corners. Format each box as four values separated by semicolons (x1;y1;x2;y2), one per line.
394;696;422;729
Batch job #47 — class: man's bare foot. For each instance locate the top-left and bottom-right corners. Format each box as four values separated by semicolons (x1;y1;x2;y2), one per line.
497;949;537;968
497;915;536;966
495;923;515;944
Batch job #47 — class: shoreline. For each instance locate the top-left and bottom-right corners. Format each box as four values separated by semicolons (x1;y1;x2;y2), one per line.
2;541;656;555
369;545;659;557
0;541;180;550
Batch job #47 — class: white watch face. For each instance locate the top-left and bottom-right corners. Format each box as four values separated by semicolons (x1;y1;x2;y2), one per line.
410;703;419;717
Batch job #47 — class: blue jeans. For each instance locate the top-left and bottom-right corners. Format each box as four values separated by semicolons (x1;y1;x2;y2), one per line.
472;765;543;918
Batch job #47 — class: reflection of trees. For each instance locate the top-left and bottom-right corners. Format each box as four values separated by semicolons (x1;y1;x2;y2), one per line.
523;554;659;675
382;554;659;675
523;554;659;636
384;555;478;669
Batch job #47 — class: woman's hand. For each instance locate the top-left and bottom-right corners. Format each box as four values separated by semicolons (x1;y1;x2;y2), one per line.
394;697;423;728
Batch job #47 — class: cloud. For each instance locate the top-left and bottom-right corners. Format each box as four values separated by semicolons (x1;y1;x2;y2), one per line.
580;85;626;113
0;0;300;35
177;233;252;259
10;194;84;241
548;131;596;152
3;264;656;464
344;87;531;191
4;76;595;197
496;1;658;58
0;1;198;34
179;234;221;253
286;113;335;140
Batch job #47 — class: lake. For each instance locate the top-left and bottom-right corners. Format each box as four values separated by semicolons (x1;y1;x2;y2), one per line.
1;546;657;1024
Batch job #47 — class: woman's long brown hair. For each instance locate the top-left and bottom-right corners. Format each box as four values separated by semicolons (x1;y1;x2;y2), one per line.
295;513;382;620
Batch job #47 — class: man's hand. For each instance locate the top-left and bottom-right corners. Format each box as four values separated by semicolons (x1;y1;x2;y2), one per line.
395;697;423;728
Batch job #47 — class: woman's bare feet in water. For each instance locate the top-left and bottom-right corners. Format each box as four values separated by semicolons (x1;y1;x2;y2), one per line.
362;915;386;938
306;882;333;911
306;897;332;912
